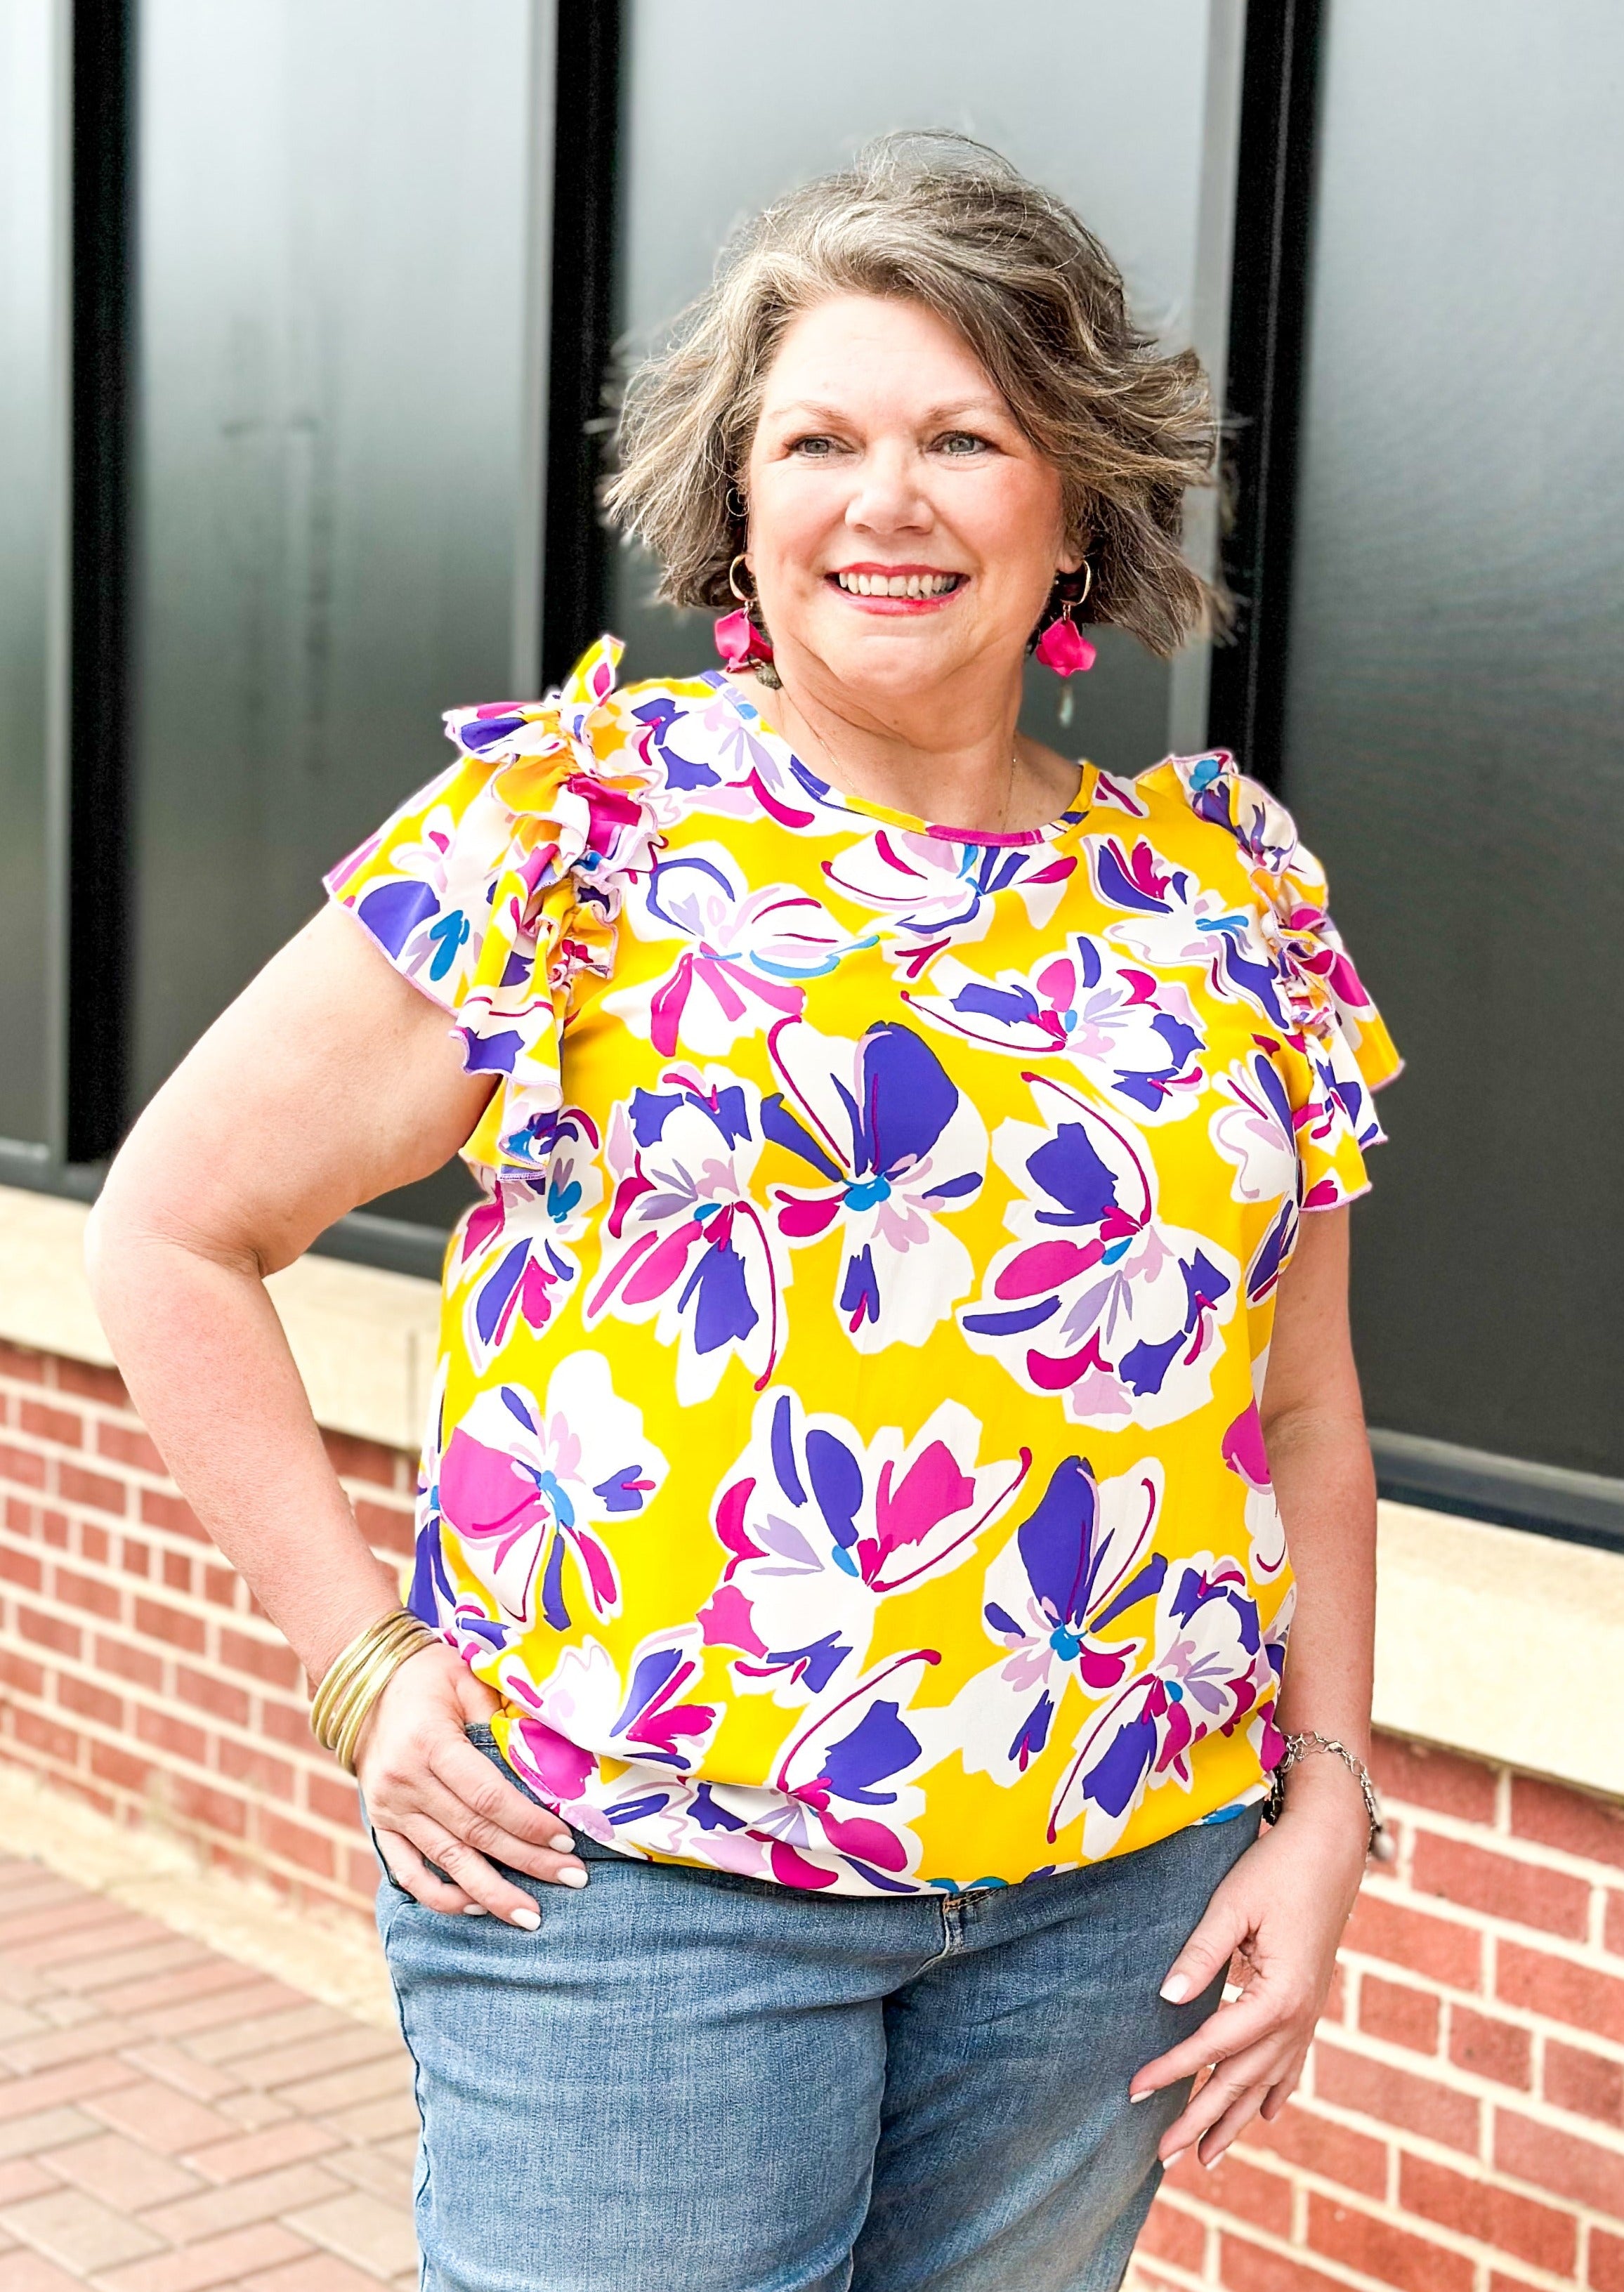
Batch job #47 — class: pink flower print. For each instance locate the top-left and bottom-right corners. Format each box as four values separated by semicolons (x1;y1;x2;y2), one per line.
1087;832;1285;1019
699;1390;1030;1705
822;828;1077;973
587;1068;788;1402
452;1113;603;1372
960;1075;1238;1430
497;1626;720;1847
1223;1402;1289;1585
763;1019;986;1351
437;1354;664;1629
1089;768;1151;818
627;690;823;830
608;846;871;1056
1048;1552;1276;1856
1209;1047;1300;1305
904;941;1205;1125
950;1455;1165;1784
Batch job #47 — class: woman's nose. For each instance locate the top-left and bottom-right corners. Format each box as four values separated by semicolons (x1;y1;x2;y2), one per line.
844;446;932;535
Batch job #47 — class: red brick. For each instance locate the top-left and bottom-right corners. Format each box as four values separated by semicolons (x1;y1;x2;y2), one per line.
95;1422;166;1474
139;1488;207;1540
1219;2235;1347;2292
306;1771;361;1828
16;1400;82;1448
162;1550;193;1594
174;1665;250;1725
53;1564;120;1619
1543;2038;1624;2126
0;1339;47;1384
55;1357;129;1406
1311;2040;1481;2152
17;1605;81;1659
1358;1974;1439;2055
0;1546;44;1592
0;1649;46;1696
321;1429;407;1487
4;1492;35;1529
0;1443;48;1488
12;1706;79;1763
56;1673;124;1730
342;1842;379;1899
39;1509;68;1547
216;1738;295;1800
79;1521;110;1565
1136;2198;1203;2271
204;1566;240;1609
1166;2148;1291;2237
119;1535;152;1576
96;1632;166;1690
133;1597;207;1653
352;1500;414;1559
1321;1965;1345;2024
57;1461;129;1514
1368;1734;1500;1823
135;1705;209;1765
1592;2225;1624;2292
169;1776;247;1838
217;1630;299;1690
1495;2105;1624;2215
1496;1941;1624;2043
1448;2005;1532;2089
1507;1775;1624;1873
1413;1831;1591;1940
256;1811;336;1878
1399;2152;1577;2272
260;1699;311;1748
1611;1892;1624;1962
1343;1885;1484;1991
89;1738;157;1795
1305;2193;1473;2292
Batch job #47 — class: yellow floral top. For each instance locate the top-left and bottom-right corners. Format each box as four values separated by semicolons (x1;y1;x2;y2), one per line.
327;639;1400;1894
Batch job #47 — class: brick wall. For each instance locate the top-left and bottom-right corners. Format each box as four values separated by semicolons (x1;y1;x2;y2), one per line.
0;1335;413;1915
4;1332;1624;2290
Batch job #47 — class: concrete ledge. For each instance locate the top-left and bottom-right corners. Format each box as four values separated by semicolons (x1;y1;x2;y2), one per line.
3;1182;1621;1802
0;1181;440;1453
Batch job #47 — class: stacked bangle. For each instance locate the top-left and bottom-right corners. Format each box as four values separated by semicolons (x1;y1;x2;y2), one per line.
1266;1730;1395;1862
310;1608;439;1774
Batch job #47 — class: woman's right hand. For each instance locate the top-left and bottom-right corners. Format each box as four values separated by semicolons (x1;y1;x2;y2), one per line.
355;1643;588;1923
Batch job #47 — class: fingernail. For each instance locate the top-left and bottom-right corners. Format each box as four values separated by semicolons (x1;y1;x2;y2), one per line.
548;1833;573;1852
507;1904;541;1930
1129;2087;1153;2104
461;1904;488;1917
1163;2147;1188;2171
1160;1973;1192;2003
1201;2150;1220;2170
556;1865;589;1890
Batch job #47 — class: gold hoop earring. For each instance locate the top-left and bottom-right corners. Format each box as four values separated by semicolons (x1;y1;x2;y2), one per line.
1073;561;1093;608
728;554;755;605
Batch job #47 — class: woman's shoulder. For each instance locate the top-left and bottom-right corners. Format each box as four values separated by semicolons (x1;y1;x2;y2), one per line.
1125;748;1325;905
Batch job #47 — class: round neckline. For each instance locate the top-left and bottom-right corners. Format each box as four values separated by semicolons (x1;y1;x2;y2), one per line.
702;671;1094;849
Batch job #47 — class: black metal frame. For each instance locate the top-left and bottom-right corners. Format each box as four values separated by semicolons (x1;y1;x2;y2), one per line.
1205;0;1323;792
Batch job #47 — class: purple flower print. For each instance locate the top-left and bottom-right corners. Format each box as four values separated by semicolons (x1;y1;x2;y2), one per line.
821;827;1078;977
1208;1046;1301;1305
1047;1551;1278;1857
606;845;871;1057
960;1075;1238;1430
904;941;1205;1123
950;1455;1165;1784
452;1112;603;1372
763;1019;986;1351
1086;832;1286;1020
629;690;825;830
587;1067;789;1401
698;1389;1030;1705
436;1354;664;1629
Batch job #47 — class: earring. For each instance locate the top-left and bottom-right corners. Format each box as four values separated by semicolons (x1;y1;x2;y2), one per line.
714;552;780;686
1033;562;1096;677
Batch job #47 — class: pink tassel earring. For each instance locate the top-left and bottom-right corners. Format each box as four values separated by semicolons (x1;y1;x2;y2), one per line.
1033;562;1096;677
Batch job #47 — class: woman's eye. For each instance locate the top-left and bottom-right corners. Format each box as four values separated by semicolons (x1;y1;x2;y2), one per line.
788;435;841;458
936;431;989;456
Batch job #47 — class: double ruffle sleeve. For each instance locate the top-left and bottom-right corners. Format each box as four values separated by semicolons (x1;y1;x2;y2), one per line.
324;637;662;1181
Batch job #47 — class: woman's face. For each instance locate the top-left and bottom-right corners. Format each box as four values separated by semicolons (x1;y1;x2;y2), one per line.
743;293;1078;712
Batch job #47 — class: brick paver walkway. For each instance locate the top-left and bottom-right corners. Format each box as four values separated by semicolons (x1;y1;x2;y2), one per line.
0;1856;417;2292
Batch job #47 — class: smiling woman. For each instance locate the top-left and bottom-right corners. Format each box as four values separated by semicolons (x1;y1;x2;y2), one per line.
86;132;1398;2292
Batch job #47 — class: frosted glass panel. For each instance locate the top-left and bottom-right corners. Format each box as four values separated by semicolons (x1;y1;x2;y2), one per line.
0;0;56;1146
130;0;542;1223
612;0;1239;778
1283;0;1624;1473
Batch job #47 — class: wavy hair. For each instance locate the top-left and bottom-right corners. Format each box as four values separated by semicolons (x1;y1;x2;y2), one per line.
604;132;1223;656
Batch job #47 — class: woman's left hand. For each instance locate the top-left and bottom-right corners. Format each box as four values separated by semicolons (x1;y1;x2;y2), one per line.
1129;1759;1370;2168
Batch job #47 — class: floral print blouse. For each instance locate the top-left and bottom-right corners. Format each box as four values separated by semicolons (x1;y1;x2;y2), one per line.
326;637;1400;1895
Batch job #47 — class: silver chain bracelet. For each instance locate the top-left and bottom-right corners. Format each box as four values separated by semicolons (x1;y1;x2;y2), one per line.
1265;1731;1395;1862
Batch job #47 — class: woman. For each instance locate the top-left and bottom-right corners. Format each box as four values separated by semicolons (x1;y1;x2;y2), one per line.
89;136;1399;2292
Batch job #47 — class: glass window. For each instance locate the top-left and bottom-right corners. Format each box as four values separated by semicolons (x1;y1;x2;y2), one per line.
129;0;548;1227
1284;0;1624;1474
610;0;1242;777
0;0;60;1149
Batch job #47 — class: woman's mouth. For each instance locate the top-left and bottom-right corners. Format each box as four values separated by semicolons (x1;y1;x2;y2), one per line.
828;567;967;613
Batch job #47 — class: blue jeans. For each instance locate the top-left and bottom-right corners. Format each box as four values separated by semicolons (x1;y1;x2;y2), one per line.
376;1726;1259;2292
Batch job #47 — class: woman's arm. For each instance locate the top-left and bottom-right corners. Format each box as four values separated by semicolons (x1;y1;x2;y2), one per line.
1128;1205;1376;2162
87;904;587;1920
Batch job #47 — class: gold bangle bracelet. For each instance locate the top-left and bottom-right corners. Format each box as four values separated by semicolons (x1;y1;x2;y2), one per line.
310;1609;438;1773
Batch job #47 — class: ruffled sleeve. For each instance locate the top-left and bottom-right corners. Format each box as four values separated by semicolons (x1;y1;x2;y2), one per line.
1173;750;1403;1208
324;636;661;1181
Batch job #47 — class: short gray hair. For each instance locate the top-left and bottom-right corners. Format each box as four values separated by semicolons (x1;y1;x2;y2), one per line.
604;132;1222;657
